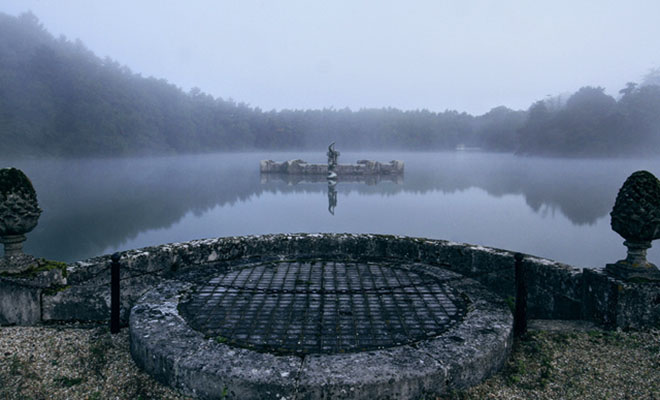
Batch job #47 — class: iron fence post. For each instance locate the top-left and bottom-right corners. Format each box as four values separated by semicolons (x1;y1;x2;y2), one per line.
514;252;527;337
110;252;121;334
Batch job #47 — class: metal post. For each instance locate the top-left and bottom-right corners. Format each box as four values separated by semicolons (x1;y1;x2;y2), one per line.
513;253;527;337
110;252;121;334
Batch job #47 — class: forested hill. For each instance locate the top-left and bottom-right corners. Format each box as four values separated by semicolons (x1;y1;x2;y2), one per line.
517;83;660;157
0;12;524;157
1;12;658;158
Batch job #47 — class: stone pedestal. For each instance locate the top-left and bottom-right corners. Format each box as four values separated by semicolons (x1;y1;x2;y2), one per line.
1;234;26;257
1;233;38;273
605;240;660;281
622;240;654;266
605;263;660;282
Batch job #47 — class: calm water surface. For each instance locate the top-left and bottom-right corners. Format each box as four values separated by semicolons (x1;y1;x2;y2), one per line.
4;152;660;268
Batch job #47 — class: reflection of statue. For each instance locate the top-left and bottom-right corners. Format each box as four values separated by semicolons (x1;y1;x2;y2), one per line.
327;142;340;179
0;168;42;273
327;181;337;215
606;170;660;280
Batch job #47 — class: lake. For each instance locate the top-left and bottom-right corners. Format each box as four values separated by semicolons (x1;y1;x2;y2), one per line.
3;151;660;268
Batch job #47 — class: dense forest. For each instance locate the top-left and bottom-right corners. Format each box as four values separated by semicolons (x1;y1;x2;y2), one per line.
1;12;659;158
517;81;660;156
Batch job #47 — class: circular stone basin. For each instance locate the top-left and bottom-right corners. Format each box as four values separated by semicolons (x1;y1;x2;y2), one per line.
179;260;467;355
130;259;512;400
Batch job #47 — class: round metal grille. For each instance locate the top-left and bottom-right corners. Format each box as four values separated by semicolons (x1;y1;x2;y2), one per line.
179;260;467;355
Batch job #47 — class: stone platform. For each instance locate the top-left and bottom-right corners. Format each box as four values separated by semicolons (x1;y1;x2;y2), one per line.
260;159;404;175
130;258;512;399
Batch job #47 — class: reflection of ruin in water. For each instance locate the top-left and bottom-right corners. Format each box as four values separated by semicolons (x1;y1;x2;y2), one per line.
260;144;404;215
328;180;337;215
260;173;404;185
260;173;404;215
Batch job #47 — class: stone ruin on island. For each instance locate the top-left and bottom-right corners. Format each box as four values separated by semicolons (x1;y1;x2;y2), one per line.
260;143;404;176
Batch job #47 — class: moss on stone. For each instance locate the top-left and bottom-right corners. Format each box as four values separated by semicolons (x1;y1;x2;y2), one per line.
43;285;71;296
0;258;68;278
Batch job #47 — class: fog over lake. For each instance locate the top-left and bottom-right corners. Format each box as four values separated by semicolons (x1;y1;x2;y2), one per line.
4;151;659;268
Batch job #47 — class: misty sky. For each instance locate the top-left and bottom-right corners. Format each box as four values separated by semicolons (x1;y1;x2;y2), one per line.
2;0;660;115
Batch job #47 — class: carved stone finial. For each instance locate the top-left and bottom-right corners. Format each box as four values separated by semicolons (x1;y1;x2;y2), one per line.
0;167;42;273
606;170;660;281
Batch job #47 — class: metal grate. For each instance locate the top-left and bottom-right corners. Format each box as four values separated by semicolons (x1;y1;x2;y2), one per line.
180;260;467;355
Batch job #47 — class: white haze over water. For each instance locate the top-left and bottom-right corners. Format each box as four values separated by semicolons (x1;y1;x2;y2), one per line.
9;152;660;268
2;0;660;114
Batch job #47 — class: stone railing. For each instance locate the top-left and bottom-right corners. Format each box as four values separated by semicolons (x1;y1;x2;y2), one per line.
1;233;658;329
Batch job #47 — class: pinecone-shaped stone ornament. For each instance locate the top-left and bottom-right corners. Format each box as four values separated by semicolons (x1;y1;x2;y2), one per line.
606;170;660;281
0;168;42;273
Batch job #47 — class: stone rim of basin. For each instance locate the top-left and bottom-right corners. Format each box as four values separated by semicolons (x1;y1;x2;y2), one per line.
129;260;512;400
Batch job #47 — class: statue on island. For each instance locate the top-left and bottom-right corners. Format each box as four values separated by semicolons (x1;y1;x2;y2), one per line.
260;144;403;176
327;142;340;168
326;143;339;214
327;142;339;179
606;170;660;281
0;168;42;273
327;142;340;180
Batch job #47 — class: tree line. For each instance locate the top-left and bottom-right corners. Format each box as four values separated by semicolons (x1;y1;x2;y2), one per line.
0;12;658;158
517;79;660;156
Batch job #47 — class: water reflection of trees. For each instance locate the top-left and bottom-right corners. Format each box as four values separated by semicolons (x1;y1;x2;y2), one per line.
7;153;659;262
405;158;621;226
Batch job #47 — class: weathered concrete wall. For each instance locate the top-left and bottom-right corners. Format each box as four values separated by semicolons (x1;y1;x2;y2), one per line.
525;257;583;320
0;269;65;325
0;281;41;325
581;269;660;329
1;233;658;329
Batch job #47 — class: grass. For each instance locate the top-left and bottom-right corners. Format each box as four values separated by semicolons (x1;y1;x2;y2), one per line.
440;328;659;400
54;375;84;387
87;330;112;376
0;324;189;400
